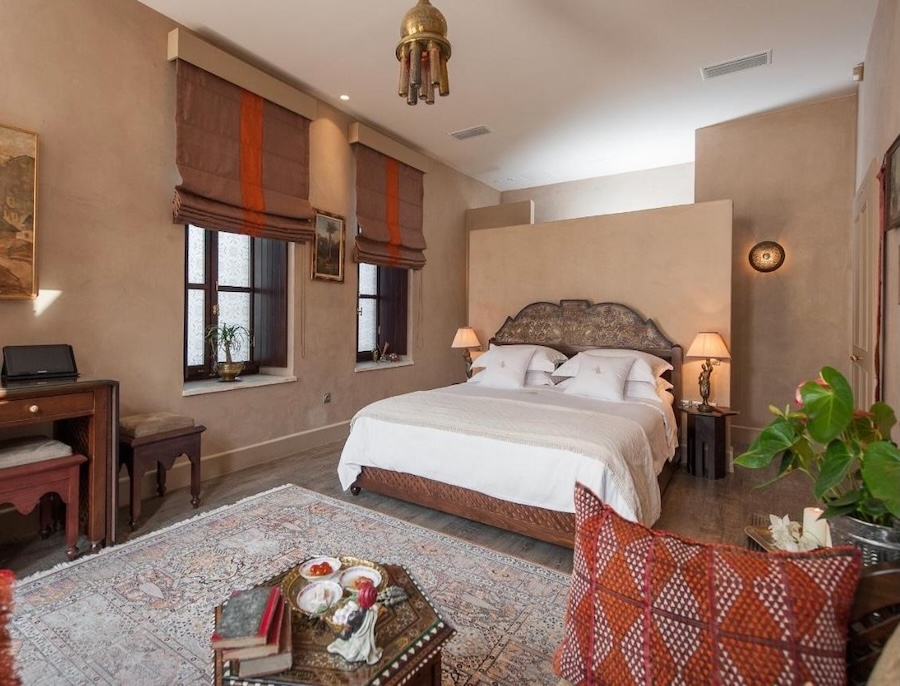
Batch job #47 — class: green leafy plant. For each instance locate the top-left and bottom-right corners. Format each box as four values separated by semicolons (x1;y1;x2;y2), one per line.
204;323;252;364
735;366;900;526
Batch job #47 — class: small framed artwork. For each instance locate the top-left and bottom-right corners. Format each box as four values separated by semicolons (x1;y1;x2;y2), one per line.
0;122;39;299
312;210;345;282
886;132;900;231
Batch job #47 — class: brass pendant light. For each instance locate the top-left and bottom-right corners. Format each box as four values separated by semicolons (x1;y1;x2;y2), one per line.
397;0;450;105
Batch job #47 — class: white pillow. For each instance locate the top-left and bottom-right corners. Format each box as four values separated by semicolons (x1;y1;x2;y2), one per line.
554;349;672;385
563;356;634;401
468;369;554;387
624;379;674;401
473;343;566;373
476;346;535;389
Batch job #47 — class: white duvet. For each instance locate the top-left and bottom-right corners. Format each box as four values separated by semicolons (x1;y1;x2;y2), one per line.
338;383;678;526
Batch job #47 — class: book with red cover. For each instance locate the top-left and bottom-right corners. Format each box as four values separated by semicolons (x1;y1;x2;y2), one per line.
234;606;293;678
212;586;282;650
222;595;285;661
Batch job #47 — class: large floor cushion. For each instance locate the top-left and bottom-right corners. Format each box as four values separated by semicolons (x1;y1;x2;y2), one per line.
554;483;862;686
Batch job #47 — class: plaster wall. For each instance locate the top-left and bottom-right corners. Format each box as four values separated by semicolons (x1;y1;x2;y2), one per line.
695;96;857;441
468;201;733;406
857;0;900;411
0;1;497;472
501;163;695;225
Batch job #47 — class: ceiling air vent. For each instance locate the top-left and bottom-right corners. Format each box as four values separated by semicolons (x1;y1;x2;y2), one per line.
701;50;771;80
450;125;491;141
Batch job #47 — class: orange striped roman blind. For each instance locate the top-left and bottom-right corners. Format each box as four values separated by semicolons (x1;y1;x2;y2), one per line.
172;60;315;243
354;144;426;269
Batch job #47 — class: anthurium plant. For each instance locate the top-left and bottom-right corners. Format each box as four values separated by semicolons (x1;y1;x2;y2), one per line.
735;366;900;526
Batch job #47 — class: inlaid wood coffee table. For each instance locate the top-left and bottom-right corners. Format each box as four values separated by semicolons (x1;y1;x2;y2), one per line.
214;564;455;686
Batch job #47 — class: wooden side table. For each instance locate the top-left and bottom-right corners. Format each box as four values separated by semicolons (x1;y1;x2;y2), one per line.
683;406;738;479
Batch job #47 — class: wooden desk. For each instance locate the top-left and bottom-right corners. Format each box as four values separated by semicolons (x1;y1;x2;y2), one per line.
0;378;119;550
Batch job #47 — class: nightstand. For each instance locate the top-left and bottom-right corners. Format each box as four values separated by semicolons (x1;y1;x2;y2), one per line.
682;406;738;479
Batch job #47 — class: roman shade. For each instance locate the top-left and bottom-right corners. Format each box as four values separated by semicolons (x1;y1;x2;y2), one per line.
354;144;426;269
173;60;315;242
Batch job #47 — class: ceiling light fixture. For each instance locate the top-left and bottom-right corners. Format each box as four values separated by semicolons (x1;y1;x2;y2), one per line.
397;0;450;106
339;94;350;101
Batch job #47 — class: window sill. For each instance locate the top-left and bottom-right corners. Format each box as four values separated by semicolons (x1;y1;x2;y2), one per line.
354;358;414;373
182;373;297;397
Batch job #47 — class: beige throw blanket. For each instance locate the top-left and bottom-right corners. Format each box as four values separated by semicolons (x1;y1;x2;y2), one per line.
353;388;660;524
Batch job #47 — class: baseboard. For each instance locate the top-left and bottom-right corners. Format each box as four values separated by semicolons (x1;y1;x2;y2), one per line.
117;420;350;506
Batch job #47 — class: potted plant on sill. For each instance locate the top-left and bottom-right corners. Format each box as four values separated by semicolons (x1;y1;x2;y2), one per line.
735;365;900;564
204;323;252;382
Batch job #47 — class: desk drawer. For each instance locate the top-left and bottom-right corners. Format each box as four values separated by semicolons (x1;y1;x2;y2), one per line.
0;392;94;424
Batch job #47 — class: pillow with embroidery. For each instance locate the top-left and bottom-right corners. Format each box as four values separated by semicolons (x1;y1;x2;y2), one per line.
475;346;535;389
554;483;862;686
562;356;633;401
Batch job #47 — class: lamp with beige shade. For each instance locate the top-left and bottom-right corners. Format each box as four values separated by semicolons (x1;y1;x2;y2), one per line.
686;332;730;412
451;327;481;377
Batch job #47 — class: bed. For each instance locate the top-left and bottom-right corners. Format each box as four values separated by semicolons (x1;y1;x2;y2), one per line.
339;300;683;548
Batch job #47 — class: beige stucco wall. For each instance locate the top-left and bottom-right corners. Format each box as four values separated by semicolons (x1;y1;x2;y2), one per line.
0;1;498;483
501;162;695;225
858;0;900;410
468;200;733;406
695;95;857;441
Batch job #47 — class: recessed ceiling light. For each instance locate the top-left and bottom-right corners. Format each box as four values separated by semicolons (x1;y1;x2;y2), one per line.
339;94;350;101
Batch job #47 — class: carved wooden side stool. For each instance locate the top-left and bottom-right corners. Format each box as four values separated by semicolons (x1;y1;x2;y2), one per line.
0;436;86;560
119;412;206;530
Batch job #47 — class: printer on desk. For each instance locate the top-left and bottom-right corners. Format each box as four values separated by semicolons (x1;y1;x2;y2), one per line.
1;344;79;383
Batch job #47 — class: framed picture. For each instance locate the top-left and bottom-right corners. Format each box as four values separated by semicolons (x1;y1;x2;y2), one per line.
886;131;900;231
0;123;38;299
312;210;345;282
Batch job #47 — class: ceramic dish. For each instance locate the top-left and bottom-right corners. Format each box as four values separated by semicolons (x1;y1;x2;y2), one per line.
339;565;383;594
299;556;342;581
295;580;343;616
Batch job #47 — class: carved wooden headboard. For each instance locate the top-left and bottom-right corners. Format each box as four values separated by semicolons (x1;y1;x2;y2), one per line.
490;299;683;407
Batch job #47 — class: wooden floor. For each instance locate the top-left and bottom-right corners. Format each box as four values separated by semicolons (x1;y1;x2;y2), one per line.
1;440;809;579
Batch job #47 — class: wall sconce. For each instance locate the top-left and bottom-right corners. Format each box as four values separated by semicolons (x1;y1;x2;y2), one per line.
749;241;785;272
451;326;481;377
686;332;730;412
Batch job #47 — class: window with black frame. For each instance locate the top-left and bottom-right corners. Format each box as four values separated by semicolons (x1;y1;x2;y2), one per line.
356;261;408;363
184;225;288;380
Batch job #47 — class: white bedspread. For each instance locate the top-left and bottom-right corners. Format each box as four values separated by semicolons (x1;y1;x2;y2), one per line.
338;384;677;526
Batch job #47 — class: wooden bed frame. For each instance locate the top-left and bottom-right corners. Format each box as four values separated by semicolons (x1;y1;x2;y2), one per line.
350;300;683;549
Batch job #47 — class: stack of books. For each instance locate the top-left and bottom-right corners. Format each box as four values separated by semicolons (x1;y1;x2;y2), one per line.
212;585;292;678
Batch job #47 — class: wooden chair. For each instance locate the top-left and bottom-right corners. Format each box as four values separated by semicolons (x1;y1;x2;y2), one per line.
0;436;86;560
119;413;205;530
847;560;900;684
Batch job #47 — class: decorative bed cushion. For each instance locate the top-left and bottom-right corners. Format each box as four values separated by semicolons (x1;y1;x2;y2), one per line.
554;483;862;686
475;346;535;389
555;349;672;385
468;369;554;387
0;435;73;470
563;356;634;401
120;412;195;438
0;569;18;685
472;343;566;373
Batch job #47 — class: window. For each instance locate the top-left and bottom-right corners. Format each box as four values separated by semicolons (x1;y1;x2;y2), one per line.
184;225;288;380
356;262;409;362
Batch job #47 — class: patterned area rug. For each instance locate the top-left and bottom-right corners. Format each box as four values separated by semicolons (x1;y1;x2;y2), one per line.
10;484;569;685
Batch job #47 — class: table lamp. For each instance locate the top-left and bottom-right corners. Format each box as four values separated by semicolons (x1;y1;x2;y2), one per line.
686;332;730;412
451;327;481;377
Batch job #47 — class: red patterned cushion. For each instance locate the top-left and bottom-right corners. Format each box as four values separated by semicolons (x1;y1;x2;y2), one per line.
554;484;862;685
0;570;19;685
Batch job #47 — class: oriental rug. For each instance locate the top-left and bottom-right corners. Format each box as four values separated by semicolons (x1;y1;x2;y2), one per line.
10;484;569;685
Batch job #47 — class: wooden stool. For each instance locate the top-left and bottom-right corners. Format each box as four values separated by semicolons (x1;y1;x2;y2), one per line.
0;436;87;560
119;413;206;530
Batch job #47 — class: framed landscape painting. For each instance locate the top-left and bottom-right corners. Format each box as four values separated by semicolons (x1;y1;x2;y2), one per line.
0;123;38;298
312;211;345;282
887;132;900;231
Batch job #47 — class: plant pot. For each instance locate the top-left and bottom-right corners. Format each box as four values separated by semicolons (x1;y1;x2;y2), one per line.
829;515;900;566
215;361;244;382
